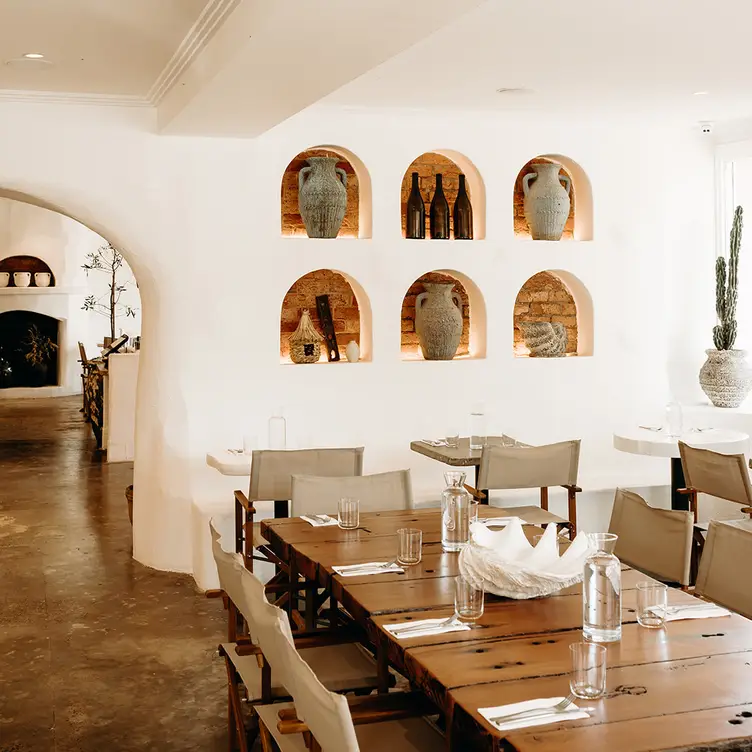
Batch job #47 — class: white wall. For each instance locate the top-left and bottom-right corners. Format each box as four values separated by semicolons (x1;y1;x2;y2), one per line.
0;198;141;395
0;101;715;578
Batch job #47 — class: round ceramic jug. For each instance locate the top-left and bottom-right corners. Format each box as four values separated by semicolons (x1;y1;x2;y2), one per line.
298;157;348;238
34;272;51;287
523;162;571;241
13;272;31;288
0;272;9;287
345;340;360;363
415;282;463;360
699;349;752;408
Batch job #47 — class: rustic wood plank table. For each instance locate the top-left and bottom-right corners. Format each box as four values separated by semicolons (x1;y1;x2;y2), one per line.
260;508;752;752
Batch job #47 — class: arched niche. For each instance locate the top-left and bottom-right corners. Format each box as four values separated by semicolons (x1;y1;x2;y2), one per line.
0;255;55;286
401;269;486;360
280;269;372;363
513;270;593;357
280;145;371;238
400;150;485;239
0;310;60;387
513;154;593;241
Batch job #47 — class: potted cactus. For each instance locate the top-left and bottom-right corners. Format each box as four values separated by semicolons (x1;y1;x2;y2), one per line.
699;206;752;407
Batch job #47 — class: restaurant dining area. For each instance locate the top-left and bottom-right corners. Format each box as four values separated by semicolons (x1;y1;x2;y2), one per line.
6;1;752;751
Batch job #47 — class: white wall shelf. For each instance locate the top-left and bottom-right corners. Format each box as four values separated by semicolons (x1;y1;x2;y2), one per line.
0;286;86;295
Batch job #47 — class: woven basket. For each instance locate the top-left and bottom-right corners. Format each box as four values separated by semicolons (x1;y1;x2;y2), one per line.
289;309;324;364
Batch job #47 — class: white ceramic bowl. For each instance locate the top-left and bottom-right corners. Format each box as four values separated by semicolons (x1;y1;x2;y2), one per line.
0;272;9;288
13;272;31;288
34;272;51;287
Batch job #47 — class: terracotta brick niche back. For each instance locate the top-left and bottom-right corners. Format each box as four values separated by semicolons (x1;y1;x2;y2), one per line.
281;149;359;238
514;158;575;239
400;154;469;239
280;270;360;361
401;272;470;359
514;271;578;355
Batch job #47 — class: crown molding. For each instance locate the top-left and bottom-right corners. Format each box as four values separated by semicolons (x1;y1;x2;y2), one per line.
0;89;152;107
147;0;241;105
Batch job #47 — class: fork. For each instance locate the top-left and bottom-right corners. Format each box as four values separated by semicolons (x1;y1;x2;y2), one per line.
390;614;459;636
488;693;577;726
340;557;398;573
308;514;330;524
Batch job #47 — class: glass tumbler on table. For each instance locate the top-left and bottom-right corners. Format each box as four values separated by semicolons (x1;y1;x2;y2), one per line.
469;408;486;450
569;642;607;699
636;582;668;628
455;575;484;622
397;528;423;566
583;533;622;643
338;497;359;530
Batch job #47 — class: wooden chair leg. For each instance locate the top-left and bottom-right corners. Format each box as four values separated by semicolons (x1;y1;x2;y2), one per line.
224;658;249;752
540;486;549;511
690;491;698;524
258;718;276;752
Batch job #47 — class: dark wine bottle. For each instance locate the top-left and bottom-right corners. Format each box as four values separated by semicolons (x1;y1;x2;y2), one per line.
453;174;473;240
430;173;450;239
405;172;426;239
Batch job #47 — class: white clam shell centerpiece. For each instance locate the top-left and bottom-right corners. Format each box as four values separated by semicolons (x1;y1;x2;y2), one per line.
458;519;596;599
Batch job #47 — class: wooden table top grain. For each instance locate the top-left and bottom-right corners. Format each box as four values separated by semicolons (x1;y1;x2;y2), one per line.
260;508;752;751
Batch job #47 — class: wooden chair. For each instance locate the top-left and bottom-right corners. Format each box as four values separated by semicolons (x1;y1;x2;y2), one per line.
608;488;693;586
695;519;752;619
472;439;582;533
78;341;94;421
235;448;364;573
678;441;752;523
253;598;441;752
210;522;384;752
291;470;413;517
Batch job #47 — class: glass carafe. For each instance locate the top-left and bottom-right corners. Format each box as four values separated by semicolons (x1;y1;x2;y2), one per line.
583;533;622;643
268;408;287;450
442;471;474;552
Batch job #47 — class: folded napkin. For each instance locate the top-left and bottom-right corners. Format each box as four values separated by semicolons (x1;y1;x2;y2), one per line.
300;514;338;527
333;562;404;577
479;697;589;732
480;516;523;528
421;439;449;447
384;617;471;640
658;603;731;622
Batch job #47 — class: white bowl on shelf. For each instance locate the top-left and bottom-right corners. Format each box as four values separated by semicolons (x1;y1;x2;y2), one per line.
0;272;9;287
13;272;31;288
34;272;51;287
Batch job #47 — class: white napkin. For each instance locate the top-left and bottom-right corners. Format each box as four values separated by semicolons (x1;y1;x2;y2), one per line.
300;514;338;527
333;562;404;577
659;603;731;622
421;439;449;447
479;697;589;732
479;516;523;528
384;617;471;640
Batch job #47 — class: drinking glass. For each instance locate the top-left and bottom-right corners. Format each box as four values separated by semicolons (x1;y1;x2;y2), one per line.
338;498;359;530
455;576;484;622
446;433;460;448
569;642;607;699
397;528;423;566
242;434;255;455
636;582;668;628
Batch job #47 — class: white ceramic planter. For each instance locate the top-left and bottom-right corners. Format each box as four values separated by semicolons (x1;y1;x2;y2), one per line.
0;272;9;287
13;272;31;288
699;348;752;408
34;272;51;287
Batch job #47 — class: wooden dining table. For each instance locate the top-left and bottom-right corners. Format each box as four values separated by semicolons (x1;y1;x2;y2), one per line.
260;507;752;752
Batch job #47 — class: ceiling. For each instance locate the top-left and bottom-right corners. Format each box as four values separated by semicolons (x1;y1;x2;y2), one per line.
323;0;752;125
2;0;752;133
0;0;209;99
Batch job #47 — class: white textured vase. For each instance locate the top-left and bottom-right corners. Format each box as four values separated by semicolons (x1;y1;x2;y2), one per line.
699;349;752;408
415;282;463;360
13;272;31;288
298;157;348;238
34;272;51;287
345;340;360;363
0;272;9;287
523;162;571;241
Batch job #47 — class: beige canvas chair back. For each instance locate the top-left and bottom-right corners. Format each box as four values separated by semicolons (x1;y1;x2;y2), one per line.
291;470;413;516
608;489;693;585
249;448;364;501
209;521;246;610
477;440;580;490
271;614;360;751
696;520;752;619
678;441;752;506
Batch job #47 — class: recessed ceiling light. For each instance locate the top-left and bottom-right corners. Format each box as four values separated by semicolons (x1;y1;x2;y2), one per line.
692;91;709;96
23;52;44;59
496;87;531;95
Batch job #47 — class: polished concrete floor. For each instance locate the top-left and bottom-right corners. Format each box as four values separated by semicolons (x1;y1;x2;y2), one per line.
0;396;227;751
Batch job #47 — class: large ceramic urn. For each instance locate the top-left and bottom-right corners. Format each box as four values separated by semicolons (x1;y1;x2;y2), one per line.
415;282;463;360
699;349;752;408
523;162;571;241
298;157;348;238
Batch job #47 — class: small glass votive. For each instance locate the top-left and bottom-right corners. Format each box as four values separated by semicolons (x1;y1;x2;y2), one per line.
455;575;484;622
242;434;255;455
446;434;460;448
338;497;359;530
397;528;423;566
569;642;607;699
636;581;668;628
